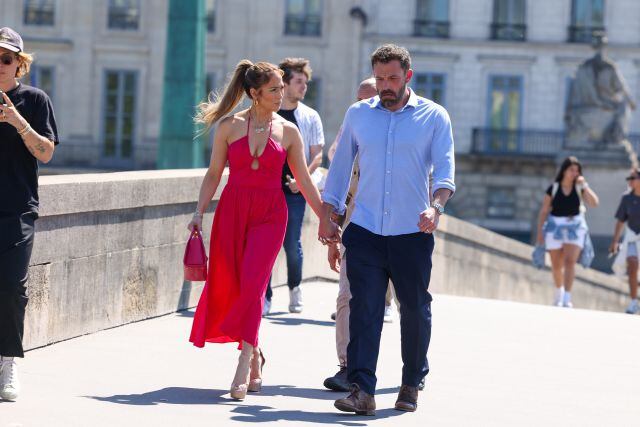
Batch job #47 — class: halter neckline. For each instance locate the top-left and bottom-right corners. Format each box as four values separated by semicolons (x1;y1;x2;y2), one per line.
247;112;273;139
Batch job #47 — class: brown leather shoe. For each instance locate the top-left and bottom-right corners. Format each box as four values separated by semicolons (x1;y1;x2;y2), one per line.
395;384;418;412
334;383;376;416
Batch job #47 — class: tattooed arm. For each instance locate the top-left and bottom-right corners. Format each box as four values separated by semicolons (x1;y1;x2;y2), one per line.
20;126;55;163
0;92;55;163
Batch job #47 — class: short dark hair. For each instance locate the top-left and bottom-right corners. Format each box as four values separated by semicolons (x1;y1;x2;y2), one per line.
555;156;583;183
279;57;312;84
370;44;411;71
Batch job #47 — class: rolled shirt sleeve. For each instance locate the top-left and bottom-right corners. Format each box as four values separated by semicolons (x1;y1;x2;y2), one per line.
322;109;357;214
311;110;325;148
430;108;456;198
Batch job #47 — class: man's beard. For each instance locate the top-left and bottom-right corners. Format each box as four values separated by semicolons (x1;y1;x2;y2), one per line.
379;84;407;108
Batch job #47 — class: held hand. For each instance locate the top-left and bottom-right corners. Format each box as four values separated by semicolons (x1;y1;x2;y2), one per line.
417;208;439;234
328;243;341;273
0;92;24;129
285;174;300;194
288;180;300;194
188;215;203;233
318;217;341;245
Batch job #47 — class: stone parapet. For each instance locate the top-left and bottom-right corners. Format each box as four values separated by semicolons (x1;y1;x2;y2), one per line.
24;170;628;351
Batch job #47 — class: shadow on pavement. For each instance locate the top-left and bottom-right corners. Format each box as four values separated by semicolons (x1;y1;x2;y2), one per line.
264;314;335;327
229;404;404;425
87;385;400;406
259;385;400;401
86;387;228;405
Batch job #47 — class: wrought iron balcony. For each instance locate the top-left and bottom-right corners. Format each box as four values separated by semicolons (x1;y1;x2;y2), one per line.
490;23;526;41
472;128;640;163
472;128;563;157
568;25;605;43
413;19;450;38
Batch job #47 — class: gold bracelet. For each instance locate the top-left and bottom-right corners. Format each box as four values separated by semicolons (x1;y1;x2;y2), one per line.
17;123;31;136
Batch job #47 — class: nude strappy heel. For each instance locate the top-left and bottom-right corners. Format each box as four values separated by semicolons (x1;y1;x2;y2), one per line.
248;348;266;392
230;345;253;400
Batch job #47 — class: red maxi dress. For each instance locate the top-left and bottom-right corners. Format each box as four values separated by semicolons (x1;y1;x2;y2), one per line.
190;118;288;348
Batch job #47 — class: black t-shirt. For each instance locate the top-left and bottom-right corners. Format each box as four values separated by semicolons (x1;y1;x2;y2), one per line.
277;108;300;195
546;184;580;217
615;192;640;234
0;83;59;216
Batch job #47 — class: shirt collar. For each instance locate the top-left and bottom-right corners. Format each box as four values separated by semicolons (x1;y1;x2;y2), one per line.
372;88;419;112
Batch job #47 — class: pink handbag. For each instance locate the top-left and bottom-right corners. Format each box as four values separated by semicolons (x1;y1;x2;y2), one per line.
183;228;208;281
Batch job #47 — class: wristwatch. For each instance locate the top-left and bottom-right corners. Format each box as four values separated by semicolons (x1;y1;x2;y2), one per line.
432;202;445;216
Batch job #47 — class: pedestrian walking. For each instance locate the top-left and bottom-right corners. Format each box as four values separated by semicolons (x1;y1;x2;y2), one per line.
321;44;455;415
535;156;599;307
187;60;338;401
610;168;640;314
0;27;59;402
263;58;324;315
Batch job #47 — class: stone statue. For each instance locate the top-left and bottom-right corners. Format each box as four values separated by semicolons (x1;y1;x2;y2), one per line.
565;32;636;146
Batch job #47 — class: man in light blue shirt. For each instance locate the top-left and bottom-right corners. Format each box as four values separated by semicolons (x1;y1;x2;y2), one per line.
320;44;455;415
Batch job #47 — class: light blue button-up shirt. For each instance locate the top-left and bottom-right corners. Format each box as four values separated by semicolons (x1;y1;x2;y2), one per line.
322;89;456;236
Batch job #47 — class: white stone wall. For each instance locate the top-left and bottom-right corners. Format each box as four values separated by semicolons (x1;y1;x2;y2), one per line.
5;0;640;159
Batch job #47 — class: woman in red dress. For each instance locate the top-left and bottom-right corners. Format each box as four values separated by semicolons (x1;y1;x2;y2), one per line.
188;60;338;400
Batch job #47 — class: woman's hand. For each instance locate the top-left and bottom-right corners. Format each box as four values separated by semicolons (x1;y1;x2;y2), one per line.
318;216;341;245
536;233;544;247
188;214;203;232
609;241;619;255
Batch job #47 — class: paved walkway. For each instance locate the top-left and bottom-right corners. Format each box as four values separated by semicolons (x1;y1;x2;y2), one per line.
3;281;640;426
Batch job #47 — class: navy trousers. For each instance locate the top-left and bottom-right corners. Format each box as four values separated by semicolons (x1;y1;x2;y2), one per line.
344;223;433;395
0;212;36;358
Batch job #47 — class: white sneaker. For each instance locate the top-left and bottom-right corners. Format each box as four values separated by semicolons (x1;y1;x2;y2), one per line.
625;300;639;314
0;358;20;401
553;287;564;307
262;299;271;317
562;301;573;308
289;287;303;313
383;305;394;323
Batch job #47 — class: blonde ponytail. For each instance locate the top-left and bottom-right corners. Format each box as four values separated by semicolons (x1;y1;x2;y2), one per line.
195;60;284;131
195;60;253;130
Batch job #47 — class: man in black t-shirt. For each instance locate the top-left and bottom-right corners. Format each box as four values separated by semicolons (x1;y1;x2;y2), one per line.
262;58;324;316
0;27;59;402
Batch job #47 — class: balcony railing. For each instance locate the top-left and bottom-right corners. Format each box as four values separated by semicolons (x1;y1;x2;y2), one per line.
472;128;640;162
472;128;563;157
284;14;321;36
490;23;526;41
568;25;605;43
413;19;450;38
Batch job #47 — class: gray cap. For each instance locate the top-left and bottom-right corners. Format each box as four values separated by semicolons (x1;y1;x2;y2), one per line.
0;27;23;53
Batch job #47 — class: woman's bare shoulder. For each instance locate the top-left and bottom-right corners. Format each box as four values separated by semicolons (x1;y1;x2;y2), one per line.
218;111;249;142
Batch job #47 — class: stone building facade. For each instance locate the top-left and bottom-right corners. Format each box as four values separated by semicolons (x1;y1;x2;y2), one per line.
4;0;640;270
